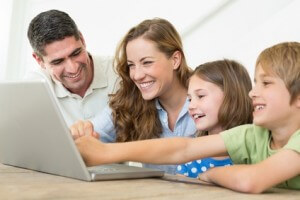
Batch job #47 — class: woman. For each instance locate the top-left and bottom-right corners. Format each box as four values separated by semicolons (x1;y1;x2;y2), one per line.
71;18;196;174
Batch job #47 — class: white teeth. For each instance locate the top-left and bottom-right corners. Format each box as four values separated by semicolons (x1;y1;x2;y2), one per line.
65;71;80;78
255;105;265;111
193;114;204;119
140;81;154;88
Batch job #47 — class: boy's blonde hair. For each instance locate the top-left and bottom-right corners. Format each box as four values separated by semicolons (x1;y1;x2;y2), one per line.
256;42;300;103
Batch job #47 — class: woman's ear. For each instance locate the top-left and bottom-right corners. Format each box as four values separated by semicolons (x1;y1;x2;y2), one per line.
295;94;300;108
171;51;182;70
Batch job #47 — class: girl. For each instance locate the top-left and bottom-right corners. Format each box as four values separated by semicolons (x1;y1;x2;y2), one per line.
176;59;253;178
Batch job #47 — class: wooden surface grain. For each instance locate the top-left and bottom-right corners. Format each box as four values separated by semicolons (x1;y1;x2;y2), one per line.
0;163;299;200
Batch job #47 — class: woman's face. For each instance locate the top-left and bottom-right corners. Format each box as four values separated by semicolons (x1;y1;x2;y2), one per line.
126;37;181;100
188;75;224;134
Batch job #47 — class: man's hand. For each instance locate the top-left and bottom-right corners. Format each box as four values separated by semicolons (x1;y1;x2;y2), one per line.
70;120;99;140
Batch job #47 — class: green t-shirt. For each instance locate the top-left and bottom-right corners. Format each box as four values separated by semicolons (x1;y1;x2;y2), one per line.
221;124;300;189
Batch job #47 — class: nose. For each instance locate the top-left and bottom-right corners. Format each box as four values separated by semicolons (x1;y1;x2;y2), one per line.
131;66;145;81
188;98;196;111
65;59;78;73
249;85;258;99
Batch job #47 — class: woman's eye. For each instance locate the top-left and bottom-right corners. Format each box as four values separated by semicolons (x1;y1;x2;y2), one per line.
143;61;153;65
127;63;134;68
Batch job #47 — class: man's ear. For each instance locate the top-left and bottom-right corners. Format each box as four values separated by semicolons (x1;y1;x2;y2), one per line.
32;53;45;69
79;32;86;47
171;51;182;70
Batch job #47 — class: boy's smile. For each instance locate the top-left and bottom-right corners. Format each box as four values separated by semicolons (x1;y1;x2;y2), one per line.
249;64;298;132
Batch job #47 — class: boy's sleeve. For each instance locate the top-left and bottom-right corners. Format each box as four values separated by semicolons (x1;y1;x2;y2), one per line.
283;130;300;153
220;125;256;164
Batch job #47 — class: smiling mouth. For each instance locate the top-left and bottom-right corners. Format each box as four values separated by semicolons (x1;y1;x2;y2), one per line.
64;68;82;79
254;105;265;111
139;81;155;89
193;114;205;120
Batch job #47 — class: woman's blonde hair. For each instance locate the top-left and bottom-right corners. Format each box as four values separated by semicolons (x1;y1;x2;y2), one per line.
110;18;192;142
256;42;300;103
193;59;253;136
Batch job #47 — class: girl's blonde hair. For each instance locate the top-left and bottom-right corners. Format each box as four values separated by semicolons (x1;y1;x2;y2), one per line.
109;18;192;142
256;42;300;103
193;59;253;136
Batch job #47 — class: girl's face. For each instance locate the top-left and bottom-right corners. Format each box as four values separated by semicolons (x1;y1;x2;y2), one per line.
188;75;224;134
126;37;181;100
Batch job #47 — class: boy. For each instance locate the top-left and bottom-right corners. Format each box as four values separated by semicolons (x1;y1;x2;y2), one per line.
75;42;300;193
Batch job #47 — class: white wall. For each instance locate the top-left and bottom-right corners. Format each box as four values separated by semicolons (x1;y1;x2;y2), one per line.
1;0;300;81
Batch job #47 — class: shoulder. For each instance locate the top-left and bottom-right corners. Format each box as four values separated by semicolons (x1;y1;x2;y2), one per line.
221;124;268;140
284;130;300;153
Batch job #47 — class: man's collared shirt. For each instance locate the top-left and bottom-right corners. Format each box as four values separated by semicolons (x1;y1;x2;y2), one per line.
24;55;119;127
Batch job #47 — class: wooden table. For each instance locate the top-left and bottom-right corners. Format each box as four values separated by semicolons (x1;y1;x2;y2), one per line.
0;163;299;200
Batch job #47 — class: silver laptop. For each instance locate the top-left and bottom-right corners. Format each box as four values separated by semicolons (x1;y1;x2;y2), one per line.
0;80;164;181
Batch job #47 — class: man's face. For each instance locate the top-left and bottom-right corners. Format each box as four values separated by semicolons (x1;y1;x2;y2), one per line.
33;35;93;96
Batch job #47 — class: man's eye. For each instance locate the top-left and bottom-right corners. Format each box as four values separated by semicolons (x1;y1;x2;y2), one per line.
52;60;63;65
72;50;81;56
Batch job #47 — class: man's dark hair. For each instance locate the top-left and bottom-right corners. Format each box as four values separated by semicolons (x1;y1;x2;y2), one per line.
27;9;80;57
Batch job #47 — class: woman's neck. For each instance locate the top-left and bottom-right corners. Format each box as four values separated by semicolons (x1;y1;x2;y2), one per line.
158;79;187;113
158;78;187;131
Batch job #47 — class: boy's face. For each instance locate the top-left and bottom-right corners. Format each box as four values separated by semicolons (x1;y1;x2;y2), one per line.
249;64;298;130
187;75;224;134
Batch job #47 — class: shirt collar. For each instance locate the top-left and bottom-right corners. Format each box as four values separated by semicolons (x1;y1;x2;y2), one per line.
155;97;190;119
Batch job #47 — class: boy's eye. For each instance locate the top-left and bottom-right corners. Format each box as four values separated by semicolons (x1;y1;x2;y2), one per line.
262;81;271;86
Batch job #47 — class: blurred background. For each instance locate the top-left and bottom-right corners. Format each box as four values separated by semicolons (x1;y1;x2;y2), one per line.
1;0;299;81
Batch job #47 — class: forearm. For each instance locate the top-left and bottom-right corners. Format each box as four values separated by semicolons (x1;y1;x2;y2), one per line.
101;137;191;164
199;149;300;193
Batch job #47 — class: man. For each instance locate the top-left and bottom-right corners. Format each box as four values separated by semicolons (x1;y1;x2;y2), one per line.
25;9;118;126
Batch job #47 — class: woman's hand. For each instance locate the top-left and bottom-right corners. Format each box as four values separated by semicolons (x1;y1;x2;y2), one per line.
70;120;99;140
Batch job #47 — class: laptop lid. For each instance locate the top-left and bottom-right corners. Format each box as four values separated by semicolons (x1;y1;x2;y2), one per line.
0;80;164;181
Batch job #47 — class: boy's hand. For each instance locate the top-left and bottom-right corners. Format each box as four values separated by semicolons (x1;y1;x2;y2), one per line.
75;135;105;166
70;120;99;140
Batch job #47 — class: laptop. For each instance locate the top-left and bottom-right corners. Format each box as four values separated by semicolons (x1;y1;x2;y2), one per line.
0;80;164;181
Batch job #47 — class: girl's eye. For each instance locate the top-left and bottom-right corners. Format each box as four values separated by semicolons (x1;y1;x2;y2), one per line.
187;97;192;102
198;95;205;99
